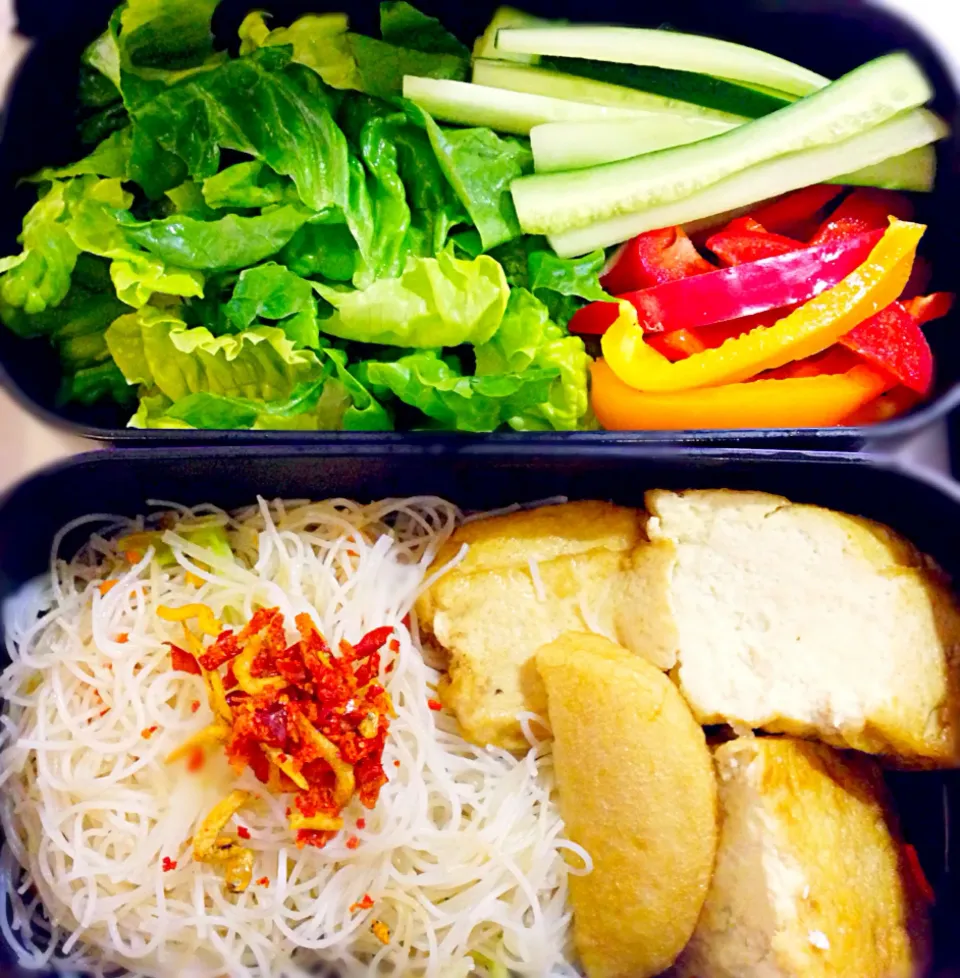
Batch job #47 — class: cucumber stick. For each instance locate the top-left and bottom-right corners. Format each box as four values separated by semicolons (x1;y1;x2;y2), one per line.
473;7;553;64
532;120;937;191
532;118;740;172
403;76;665;136
497;26;829;98
541;55;794;119
832;146;937;192
547;109;948;257
472;59;748;126
512;53;934;236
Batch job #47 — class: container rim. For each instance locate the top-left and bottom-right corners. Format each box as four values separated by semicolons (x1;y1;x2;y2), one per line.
4;442;959;510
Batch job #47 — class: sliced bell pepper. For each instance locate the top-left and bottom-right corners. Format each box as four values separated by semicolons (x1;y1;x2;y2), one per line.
571;229;885;338
840;386;921;426
760;346;862;381
810;189;914;245
591;358;891;430
600;226;715;295
706;217;806;266
903;292;954;326
601;219;924;393
749;186;844;237
840;301;934;394
645;328;707;361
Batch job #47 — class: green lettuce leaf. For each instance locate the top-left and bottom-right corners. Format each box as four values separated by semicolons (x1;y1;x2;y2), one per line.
280;222;358;282
360;349;558;432
238;11;360;90
380;3;470;57
315;252;508;347
106;305;326;403
345;1;470;98
59;361;135;407
224;262;320;349
475;288;591;430
27;129;133;184
129;47;349;209
121;206;313;272
0;181;82;314
84;0;224;90
200;162;294;210
528;247;611;327
62;177;205;306
124;335;389;431
405;104;532;251
349;35;467;100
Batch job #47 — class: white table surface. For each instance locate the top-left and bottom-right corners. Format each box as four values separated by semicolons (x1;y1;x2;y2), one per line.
0;0;954;493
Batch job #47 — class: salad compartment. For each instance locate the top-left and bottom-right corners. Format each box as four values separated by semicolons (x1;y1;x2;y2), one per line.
0;0;958;444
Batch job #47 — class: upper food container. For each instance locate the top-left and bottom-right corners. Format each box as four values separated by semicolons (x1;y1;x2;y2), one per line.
0;0;958;444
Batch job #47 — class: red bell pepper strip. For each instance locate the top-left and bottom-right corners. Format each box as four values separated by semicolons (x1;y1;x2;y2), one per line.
569;229;884;337
591;358;891;430
749;186;844;237
839;301;934;394
810;189;914;245
648;311;793;362
600;226;715;295
840;386;921;426
760;346;862;381
645;329;707;361
903;292;954;326
706;217;807;266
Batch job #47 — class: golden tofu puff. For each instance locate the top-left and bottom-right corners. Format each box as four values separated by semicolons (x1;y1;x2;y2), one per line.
416;501;673;750
644;489;960;766
536;633;718;978
675;737;931;978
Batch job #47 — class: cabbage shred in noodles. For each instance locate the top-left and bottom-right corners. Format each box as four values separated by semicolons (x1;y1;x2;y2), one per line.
0;497;587;978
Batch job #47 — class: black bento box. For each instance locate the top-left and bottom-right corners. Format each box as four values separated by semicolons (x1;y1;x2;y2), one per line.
1;0;959;446
0;446;958;977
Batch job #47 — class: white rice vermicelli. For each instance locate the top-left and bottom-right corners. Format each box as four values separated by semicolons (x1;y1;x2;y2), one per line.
0;497;587;978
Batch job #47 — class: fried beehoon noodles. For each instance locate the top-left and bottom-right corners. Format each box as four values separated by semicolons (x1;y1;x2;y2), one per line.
0;497;586;978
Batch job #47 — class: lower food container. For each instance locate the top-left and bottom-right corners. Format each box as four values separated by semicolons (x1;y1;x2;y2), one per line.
0;445;958;977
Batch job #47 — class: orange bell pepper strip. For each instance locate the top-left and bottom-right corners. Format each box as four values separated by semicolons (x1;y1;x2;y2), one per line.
601;219;925;393
591;358;891;431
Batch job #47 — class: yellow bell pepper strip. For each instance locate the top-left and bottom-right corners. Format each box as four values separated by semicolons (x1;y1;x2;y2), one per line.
601;219;925;393
591;359;891;430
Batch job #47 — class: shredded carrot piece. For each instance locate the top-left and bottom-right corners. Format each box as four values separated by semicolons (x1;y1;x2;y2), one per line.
141;726;159;740
185;571;204;588
124;551;143;564
116;633;129;644
98;580;118;596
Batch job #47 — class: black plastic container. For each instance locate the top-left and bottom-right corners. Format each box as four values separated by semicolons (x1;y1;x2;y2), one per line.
0;445;958;976
1;0;959;445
